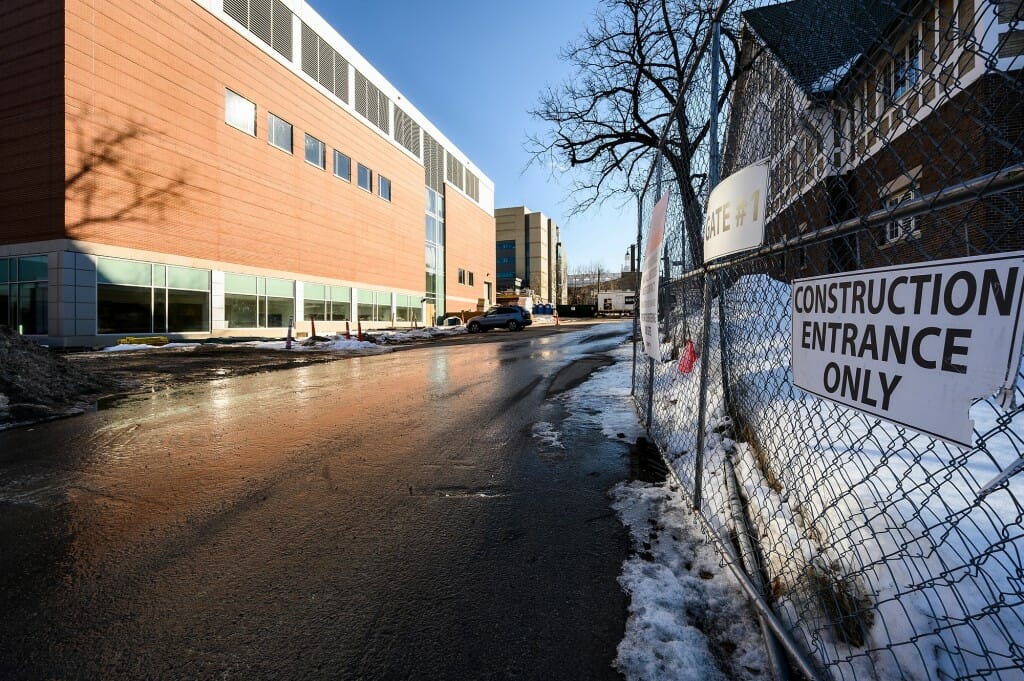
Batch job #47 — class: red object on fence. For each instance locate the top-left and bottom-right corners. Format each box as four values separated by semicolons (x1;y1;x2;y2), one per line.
678;339;698;374
555;311;560;326
357;320;363;342
345;321;351;340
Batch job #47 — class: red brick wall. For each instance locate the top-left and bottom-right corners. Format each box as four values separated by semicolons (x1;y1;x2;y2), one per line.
59;0;441;292
0;0;64;244
445;187;494;312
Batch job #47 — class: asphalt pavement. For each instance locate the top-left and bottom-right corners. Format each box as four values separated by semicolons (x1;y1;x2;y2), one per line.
0;322;638;680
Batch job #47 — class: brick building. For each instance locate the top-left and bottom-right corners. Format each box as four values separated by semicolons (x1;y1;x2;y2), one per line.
722;0;1023;277
0;0;496;345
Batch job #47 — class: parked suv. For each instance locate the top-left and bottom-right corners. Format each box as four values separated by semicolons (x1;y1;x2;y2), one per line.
466;305;533;332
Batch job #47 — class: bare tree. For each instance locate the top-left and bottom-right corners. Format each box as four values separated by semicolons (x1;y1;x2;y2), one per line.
529;0;744;265
568;260;610;304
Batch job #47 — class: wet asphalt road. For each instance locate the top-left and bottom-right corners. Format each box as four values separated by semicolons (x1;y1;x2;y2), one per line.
0;323;636;680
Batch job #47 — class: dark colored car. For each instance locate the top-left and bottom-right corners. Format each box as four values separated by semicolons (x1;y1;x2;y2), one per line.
466;306;533;332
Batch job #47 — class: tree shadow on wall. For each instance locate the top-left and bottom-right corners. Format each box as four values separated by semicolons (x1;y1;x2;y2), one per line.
65;118;188;230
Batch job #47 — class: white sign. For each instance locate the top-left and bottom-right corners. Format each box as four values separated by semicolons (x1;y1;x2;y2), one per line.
704;161;768;263
791;252;1024;448
640;192;670;359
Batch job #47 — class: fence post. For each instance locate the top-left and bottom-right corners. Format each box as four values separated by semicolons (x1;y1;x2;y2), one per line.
632;189;643;396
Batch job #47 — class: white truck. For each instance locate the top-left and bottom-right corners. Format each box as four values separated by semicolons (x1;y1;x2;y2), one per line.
596;291;636;316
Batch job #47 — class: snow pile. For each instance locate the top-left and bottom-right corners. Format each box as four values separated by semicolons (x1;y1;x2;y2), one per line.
245;337;387;354
612;482;768;681
370;326;467;343
0;326;122;424
101;342;201;352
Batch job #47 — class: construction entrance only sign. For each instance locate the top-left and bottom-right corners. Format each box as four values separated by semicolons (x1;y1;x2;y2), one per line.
791;252;1024;448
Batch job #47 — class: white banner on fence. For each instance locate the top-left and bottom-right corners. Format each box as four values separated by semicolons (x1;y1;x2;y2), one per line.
703;161;768;263
640;191;670;360
791;252;1024;448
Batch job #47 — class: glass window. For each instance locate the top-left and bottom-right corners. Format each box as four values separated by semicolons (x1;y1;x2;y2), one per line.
458;268;465;284
304;133;325;169
0;259;8;283
225;89;256;136
16;283;47;334
0;284;9;326
330;285;351;321
497;240;515;250
378;176;391;201
167;266;210;291
265;278;293;298
98;284;152;334
265;296;293;327
17;256;47;281
357;289;375;321
303;282;326;321
268;113;293;153
225;273;258;295
97;257;151;286
357;164;372;192
304;283;326;300
154;288;166;332
225;293;258;329
333;150;351;181
468;272;474;286
375;291;392;322
168;289;210;332
153;265;166;287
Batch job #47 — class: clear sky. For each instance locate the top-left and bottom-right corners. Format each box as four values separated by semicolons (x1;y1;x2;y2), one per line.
307;0;637;275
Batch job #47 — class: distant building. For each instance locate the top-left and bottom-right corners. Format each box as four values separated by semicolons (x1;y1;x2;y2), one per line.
0;0;495;345
494;207;567;304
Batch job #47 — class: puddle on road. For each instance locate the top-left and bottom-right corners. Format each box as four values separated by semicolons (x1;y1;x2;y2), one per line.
629;437;668;484
419;486;510;499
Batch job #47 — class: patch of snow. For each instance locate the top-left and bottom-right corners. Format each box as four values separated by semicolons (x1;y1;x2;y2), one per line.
531;421;564;450
100;342;201;352
611;481;768;681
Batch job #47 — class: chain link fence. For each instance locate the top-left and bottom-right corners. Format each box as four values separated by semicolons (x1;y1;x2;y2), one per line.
632;1;1024;679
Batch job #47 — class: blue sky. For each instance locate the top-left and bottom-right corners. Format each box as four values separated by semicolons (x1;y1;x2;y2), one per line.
308;0;637;274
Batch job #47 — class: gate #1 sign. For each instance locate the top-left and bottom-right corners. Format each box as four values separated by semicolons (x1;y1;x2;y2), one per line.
640;191;670;360
703;161;768;263
791;252;1024;448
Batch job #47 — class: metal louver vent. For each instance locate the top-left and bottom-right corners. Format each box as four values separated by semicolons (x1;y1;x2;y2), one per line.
224;0;247;26
225;0;292;61
333;55;349;103
271;0;292;60
377;92;391;135
249;0;271;45
355;70;369;120
424;133;444;193
465;171;480;202
301;22;318;80
446;151;465;190
394;107;421;157
317;39;334;92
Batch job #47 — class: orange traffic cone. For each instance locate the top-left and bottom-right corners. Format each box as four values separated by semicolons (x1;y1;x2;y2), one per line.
357;320;363;342
345;321;351;340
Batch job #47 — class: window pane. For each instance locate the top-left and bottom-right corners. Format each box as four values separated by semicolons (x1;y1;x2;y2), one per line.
154;288;166;332
330;285;350;302
225;273;258;295
0;259;8;283
357;303;374;321
333;150;351;181
167;289;210;332
268;113;293;153
303;299;326;320
265;297;293;327
379;176;391;201
304;134;325;169
16;282;47;334
396;305;409;322
225;293;258;328
266;278;293;298
469;272;474;286
357;289;375;304
225;89;256;135
0;284;8;325
357;164;372;191
98;284;151;334
153;265;166;288
16;255;48;282
97;257;151;286
304;282;326;300
167;265;210;291
330;300;350;321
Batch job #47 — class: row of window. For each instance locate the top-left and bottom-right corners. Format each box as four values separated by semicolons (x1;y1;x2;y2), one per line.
96;257;422;334
226;89;392;201
456;269;475;287
0;256;49;334
223;0;483;205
